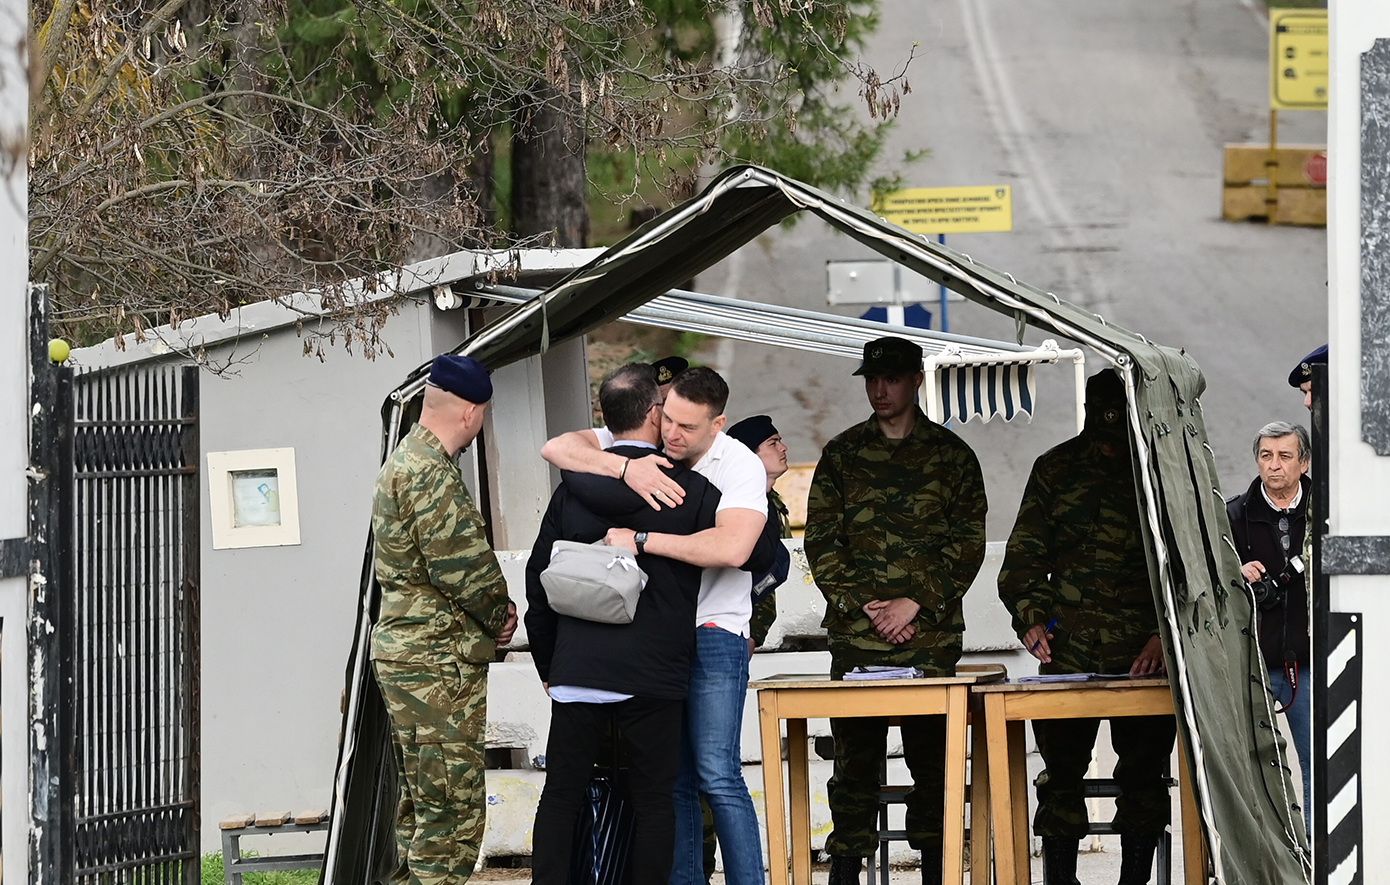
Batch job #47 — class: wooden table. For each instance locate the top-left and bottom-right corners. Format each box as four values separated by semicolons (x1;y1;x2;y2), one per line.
753;667;1005;885
973;678;1206;885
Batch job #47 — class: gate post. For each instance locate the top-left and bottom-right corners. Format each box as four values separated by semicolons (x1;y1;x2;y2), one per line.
26;283;73;885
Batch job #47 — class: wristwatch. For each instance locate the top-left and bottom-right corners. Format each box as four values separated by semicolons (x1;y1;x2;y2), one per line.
635;532;648;554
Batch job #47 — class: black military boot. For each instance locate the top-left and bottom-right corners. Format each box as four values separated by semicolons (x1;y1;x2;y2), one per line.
920;845;943;885
828;855;864;885
1042;836;1081;885
1118;833;1159;885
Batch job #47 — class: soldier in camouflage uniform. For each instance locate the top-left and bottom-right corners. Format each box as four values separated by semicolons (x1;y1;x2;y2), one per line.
996;368;1171;885
371;355;518;885
805;337;987;885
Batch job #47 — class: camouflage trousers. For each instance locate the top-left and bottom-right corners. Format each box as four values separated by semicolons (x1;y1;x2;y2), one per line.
1032;715;1177;839
374;657;489;885
824;635;961;858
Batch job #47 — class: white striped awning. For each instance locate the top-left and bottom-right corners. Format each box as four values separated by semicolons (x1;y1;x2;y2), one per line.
938;362;1036;424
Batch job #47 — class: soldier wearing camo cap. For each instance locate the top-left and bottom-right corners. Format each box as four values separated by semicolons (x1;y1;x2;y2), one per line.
805;336;988;885
996;368;1172;885
371;354;518;885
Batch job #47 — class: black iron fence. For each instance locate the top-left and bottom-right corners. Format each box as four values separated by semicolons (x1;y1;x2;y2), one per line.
65;364;202;883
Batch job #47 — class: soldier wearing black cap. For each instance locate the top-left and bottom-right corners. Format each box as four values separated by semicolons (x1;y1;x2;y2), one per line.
725;414;792;647
372;354;519;882
997;369;1172;885
1289;344;1328;411
653;355;689;396
805;336;988;885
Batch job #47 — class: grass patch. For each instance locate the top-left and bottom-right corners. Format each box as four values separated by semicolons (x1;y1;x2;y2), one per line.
201;852;320;885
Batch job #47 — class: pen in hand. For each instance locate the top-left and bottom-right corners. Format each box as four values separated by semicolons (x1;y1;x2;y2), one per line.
1031;617;1059;652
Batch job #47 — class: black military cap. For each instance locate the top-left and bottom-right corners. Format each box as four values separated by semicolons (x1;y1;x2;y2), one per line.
1084;369;1127;440
727;415;778;452
653;356;689;386
427;354;493;404
1288;344;1328;388
852;336;923;377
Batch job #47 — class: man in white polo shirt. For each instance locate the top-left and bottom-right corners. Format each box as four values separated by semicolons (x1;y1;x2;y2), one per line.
543;367;770;885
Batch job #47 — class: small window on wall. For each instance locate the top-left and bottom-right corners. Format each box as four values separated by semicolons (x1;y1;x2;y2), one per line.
208;449;301;549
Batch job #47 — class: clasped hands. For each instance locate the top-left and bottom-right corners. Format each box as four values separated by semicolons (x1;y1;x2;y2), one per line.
863;597;920;645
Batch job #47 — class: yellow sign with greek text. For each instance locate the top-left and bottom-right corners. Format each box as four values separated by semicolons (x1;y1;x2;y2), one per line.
1270;9;1328;110
871;185;1013;234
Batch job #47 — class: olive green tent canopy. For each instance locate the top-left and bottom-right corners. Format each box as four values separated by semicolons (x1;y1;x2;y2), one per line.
326;165;1309;884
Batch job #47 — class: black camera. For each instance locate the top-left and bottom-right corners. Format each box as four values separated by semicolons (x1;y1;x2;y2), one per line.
1250;555;1305;610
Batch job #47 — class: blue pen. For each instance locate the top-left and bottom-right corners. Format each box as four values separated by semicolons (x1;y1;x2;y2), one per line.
1031;617;1059;652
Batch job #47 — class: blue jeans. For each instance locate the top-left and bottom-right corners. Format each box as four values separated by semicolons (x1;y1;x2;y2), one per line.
670;626;764;885
1270;665;1311;837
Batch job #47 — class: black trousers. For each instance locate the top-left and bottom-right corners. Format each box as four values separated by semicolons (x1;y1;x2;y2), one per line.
1032;715;1178;838
531;696;684;885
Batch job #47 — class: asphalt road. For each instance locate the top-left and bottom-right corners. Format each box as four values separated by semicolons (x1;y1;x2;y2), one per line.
695;0;1328;538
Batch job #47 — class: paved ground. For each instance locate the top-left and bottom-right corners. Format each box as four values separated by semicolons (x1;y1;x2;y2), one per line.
694;0;1327;536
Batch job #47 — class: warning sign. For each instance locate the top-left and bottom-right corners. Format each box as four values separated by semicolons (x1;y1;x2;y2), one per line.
871;185;1013;234
1270;9;1328;110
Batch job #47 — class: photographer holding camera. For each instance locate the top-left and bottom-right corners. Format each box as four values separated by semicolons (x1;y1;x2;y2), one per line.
1226;421;1311;835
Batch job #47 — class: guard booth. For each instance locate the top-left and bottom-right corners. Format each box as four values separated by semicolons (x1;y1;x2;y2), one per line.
326;165;1308;884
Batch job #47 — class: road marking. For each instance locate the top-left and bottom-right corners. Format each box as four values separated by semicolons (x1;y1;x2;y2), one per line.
958;0;1114;314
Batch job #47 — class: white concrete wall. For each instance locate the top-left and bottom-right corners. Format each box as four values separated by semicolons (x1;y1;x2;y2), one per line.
1328;1;1390;877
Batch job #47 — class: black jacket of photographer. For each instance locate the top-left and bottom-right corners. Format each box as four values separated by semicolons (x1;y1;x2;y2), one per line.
524;445;727;700
1226;473;1311;669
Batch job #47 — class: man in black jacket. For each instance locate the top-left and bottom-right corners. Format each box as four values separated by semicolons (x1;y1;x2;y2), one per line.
526;364;723;885
1226;421;1311;836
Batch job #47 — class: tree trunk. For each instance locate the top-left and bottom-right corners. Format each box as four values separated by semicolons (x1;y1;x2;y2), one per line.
511;84;588;248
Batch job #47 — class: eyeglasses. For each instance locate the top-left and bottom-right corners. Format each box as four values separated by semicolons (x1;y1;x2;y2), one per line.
1278;517;1290;554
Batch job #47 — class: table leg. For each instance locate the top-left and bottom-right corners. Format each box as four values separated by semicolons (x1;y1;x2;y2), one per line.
759;691;789;885
1007;720;1029;885
1177;731;1207;885
969;707;989;885
984;694;1016;885
943;686;969;885
788;717;812;885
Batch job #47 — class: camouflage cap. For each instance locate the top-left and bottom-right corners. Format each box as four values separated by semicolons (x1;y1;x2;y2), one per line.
852;336;923;377
1287;344;1327;388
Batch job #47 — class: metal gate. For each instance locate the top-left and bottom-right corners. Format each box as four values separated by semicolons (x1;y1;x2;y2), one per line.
64;364;202;883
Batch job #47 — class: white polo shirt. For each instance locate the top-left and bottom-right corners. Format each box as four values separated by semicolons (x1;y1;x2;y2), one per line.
689;431;769;637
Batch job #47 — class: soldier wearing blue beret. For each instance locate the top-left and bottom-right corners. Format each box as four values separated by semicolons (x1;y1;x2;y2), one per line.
1288;344;1327;411
371;352;515;883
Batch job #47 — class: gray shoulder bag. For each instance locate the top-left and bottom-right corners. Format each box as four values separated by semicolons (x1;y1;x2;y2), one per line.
540;540;648;624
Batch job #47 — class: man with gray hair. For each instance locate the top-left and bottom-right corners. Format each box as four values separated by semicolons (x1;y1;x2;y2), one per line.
1226;421;1312;835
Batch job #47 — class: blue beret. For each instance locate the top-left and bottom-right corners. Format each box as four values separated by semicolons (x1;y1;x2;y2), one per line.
1288;344;1327;388
727;415;778;452
653;356;689;385
427;354;492;404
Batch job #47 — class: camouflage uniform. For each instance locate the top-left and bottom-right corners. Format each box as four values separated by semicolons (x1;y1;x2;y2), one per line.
371;423;513;884
997;433;1175;839
804;408;987;856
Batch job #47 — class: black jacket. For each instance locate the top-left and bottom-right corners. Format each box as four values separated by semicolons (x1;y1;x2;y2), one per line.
525;445;722;699
1226;474;1311;668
